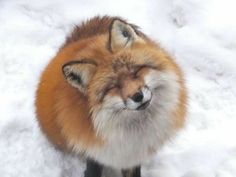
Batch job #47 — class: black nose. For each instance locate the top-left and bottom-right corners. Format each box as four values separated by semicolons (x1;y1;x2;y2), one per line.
131;91;143;102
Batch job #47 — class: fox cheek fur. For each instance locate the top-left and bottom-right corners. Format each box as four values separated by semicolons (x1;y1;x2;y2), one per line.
35;16;187;177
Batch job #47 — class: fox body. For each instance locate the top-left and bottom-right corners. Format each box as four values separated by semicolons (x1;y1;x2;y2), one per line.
35;16;187;176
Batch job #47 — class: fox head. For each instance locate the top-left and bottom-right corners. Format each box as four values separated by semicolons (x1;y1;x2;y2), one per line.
62;19;183;137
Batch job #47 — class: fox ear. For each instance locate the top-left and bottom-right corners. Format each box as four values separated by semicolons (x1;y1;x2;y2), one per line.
62;60;97;93
109;19;144;52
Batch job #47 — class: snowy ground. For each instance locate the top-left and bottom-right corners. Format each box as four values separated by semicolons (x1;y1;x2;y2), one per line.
0;0;236;177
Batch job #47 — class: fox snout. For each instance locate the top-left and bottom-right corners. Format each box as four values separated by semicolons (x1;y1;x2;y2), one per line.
125;86;152;110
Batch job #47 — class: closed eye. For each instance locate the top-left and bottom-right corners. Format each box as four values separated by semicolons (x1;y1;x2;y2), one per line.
105;85;116;93
133;65;154;78
99;85;118;101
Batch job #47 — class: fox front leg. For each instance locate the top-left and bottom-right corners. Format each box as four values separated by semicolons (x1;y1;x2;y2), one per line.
122;166;141;177
84;159;103;177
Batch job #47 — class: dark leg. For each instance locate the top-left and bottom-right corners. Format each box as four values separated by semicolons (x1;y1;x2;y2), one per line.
133;166;141;177
84;159;103;177
122;166;141;177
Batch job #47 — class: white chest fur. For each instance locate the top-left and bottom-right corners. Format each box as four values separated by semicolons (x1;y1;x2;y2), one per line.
88;107;175;169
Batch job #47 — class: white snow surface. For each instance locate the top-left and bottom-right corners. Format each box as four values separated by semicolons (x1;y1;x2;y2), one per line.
0;0;236;176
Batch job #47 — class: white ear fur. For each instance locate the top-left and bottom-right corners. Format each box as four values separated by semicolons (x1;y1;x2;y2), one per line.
109;19;144;52
62;60;97;93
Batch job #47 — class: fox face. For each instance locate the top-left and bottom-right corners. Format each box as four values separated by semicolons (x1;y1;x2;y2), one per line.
62;19;182;139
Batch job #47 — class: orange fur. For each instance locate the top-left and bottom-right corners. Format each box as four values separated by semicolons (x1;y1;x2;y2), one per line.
35;16;187;155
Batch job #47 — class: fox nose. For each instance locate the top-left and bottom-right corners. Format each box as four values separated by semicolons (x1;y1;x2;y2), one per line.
125;87;152;110
131;91;143;102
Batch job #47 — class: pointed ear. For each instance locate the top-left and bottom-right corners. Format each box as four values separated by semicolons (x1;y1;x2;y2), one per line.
62;59;97;93
109;19;144;52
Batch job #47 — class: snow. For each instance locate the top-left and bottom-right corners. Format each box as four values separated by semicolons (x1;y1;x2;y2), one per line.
0;0;236;176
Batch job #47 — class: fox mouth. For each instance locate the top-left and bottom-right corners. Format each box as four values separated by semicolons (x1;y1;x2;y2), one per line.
136;100;151;110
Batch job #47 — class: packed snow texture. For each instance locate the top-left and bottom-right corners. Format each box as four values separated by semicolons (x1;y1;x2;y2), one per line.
0;0;236;176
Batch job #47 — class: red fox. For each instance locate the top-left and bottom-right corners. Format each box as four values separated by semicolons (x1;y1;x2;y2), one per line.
35;16;187;177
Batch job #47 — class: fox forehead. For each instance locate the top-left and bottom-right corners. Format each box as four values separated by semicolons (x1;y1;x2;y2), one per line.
92;50;158;80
